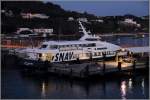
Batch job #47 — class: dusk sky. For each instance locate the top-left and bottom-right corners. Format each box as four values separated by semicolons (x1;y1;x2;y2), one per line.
48;0;149;16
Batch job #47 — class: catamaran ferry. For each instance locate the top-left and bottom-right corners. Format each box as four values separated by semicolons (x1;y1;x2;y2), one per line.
15;21;126;63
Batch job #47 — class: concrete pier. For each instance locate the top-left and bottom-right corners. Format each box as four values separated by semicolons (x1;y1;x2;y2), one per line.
45;60;147;78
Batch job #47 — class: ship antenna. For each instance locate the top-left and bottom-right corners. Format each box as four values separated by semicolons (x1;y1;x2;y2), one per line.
79;21;88;35
78;21;101;41
78;21;89;41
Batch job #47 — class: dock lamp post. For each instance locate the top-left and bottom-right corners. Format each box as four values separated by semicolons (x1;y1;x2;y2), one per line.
116;49;124;62
116;50;122;71
102;52;106;73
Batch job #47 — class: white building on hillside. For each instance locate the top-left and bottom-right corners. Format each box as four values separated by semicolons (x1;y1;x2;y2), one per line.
77;18;88;22
91;19;104;23
16;28;33;34
21;13;49;19
68;17;74;21
120;18;141;27
124;19;137;24
16;28;54;37
33;28;53;34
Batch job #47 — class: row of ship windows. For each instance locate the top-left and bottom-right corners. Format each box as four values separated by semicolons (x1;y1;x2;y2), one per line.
59;47;107;51
58;47;107;51
40;43;96;49
86;51;115;56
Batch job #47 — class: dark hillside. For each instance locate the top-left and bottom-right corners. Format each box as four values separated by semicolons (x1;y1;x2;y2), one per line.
1;1;149;35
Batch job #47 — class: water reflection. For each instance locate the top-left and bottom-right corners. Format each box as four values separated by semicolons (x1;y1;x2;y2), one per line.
128;78;133;93
41;82;46;98
2;69;149;99
26;75;148;99
142;78;145;98
121;81;127;100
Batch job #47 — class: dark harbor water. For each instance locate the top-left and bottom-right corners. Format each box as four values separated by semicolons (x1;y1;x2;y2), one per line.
2;69;149;99
101;34;149;47
2;35;149;99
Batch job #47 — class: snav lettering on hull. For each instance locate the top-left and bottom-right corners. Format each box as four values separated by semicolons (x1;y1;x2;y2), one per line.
52;52;74;62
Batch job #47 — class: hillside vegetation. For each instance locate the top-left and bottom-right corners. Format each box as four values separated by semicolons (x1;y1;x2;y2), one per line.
1;1;149;35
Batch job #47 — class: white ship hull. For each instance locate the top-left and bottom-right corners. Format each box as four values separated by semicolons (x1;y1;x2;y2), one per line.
14;21;127;63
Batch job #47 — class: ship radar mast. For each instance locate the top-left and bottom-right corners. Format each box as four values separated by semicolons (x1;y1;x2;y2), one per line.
78;21;101;41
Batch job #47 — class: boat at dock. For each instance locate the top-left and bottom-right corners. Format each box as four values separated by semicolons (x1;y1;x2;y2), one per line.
12;21;127;64
2;21;148;78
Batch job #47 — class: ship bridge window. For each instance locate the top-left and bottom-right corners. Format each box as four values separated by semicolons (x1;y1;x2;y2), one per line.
83;44;87;47
79;44;82;47
59;45;66;48
40;44;48;49
97;47;107;50
87;43;96;47
50;45;58;49
78;43;96;47
85;38;99;41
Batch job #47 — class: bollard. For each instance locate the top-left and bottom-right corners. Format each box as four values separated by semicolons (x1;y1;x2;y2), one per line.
118;62;122;71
